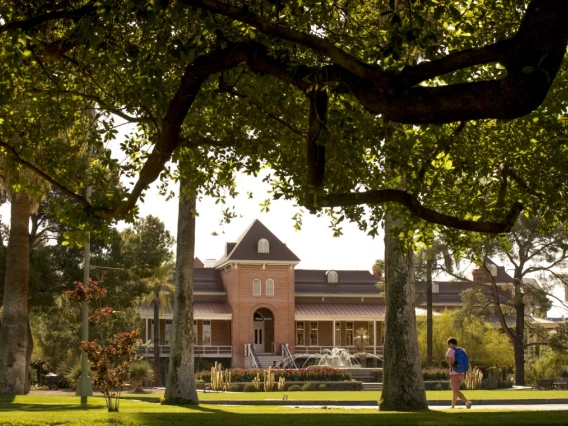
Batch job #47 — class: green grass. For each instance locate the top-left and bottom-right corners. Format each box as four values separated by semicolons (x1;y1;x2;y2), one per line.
1;395;567;426
185;389;568;401
0;395;565;426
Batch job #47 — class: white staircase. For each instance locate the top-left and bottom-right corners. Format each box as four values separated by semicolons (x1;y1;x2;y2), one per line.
246;354;284;369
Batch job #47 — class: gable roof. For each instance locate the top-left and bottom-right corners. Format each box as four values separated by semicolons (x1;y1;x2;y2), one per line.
471;258;514;283
215;219;300;267
295;269;381;295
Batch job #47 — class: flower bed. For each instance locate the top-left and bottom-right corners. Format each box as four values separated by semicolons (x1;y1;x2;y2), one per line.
223;380;362;392
196;366;350;382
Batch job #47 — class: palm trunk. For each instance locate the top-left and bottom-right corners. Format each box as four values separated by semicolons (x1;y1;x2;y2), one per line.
513;277;525;385
25;315;33;394
163;177;198;404
380;209;428;411
0;192;32;395
426;259;433;367
153;297;162;387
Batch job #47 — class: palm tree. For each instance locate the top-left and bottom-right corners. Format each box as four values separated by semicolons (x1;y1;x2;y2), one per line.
141;262;175;387
0;158;49;394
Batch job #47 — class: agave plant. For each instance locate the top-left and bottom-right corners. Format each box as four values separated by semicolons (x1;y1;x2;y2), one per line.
129;360;154;393
59;358;94;389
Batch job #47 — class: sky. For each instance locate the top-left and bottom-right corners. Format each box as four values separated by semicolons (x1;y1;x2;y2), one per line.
133;169;384;272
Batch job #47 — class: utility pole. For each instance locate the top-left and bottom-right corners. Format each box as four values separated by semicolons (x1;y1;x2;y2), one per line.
76;148;93;403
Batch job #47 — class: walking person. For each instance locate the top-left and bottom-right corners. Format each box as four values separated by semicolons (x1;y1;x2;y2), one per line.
445;337;472;409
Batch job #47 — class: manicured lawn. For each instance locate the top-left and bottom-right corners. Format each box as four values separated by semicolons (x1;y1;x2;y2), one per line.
1;395;568;426
168;389;568;401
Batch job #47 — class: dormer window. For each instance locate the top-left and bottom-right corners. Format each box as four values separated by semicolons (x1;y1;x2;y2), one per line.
432;283;439;293
327;270;338;283
258;238;269;253
488;264;497;277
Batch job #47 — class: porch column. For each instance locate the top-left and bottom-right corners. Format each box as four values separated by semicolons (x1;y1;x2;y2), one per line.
145;318;149;342
332;320;336;347
373;321;377;355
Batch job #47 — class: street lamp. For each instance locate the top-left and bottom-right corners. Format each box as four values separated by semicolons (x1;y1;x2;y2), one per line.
76;184;93;403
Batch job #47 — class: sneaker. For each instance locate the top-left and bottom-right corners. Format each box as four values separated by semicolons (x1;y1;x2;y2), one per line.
466;401;472;409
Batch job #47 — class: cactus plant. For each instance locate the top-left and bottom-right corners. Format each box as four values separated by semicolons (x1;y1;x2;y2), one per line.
465;367;483;390
210;362;232;391
278;376;286;391
264;367;275;391
252;373;261;391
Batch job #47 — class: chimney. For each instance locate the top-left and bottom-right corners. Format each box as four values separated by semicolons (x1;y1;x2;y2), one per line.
204;259;217;268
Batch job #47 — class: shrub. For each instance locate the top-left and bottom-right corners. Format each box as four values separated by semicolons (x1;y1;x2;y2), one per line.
422;368;448;381
500;379;513;389
59;358;93;389
482;378;499;390
227;384;242;392
433;383;443;391
129;360;154;393
288;385;302;392
318;384;327;391
243;383;257;392
302;382;316;391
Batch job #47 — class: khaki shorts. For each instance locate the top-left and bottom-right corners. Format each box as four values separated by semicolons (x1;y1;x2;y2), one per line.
450;373;464;391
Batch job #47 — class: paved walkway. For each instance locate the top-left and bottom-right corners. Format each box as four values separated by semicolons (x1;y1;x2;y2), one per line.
205;399;568;410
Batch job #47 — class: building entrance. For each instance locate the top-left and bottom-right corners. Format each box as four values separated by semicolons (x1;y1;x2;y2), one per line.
253;308;274;353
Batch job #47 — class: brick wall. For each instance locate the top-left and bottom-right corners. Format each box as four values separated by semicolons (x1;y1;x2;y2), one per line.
222;263;296;367
212;320;232;346
318;321;333;346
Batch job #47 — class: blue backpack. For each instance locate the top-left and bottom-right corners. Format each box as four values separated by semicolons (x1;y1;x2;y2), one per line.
453;347;469;373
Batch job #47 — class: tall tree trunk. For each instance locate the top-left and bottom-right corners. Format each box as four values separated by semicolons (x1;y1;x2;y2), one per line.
426;259;433;367
0;192;32;395
513;277;525;385
25;315;33;394
380;210;428;411
153;297;162;387
163;177;198;404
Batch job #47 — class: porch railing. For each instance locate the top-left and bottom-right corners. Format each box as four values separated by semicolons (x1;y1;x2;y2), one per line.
245;344;261;368
294;345;384;356
281;343;297;369
137;345;232;357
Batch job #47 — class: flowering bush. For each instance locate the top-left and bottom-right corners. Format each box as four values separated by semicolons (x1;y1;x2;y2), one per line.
195;366;350;382
80;331;140;412
88;307;114;326
66;279;107;305
68;275;139;412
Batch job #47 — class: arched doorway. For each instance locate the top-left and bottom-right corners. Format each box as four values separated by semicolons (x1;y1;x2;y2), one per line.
253;308;274;353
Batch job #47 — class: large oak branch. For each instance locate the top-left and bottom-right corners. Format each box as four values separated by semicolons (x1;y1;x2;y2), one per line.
0;3;97;34
180;0;388;84
321;189;523;233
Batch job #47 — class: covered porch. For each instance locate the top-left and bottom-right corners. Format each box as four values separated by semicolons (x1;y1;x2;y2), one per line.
138;302;233;358
293;303;385;365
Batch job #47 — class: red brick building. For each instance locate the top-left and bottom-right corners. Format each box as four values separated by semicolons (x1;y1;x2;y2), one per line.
139;219;385;368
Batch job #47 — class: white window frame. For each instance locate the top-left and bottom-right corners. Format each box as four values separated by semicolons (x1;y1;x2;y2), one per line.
346;321;354;346
202;320;211;346
266;279;274;296
253;279;261;296
432;282;440;293
310;321;318;346
258;238;269;253
165;320;173;345
327;270;338;283
296;321;305;346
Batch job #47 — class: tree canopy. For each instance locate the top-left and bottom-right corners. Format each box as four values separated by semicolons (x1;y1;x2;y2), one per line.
0;1;566;241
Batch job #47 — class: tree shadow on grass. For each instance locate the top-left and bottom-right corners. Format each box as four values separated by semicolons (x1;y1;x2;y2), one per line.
0;402;102;412
130;408;568;426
